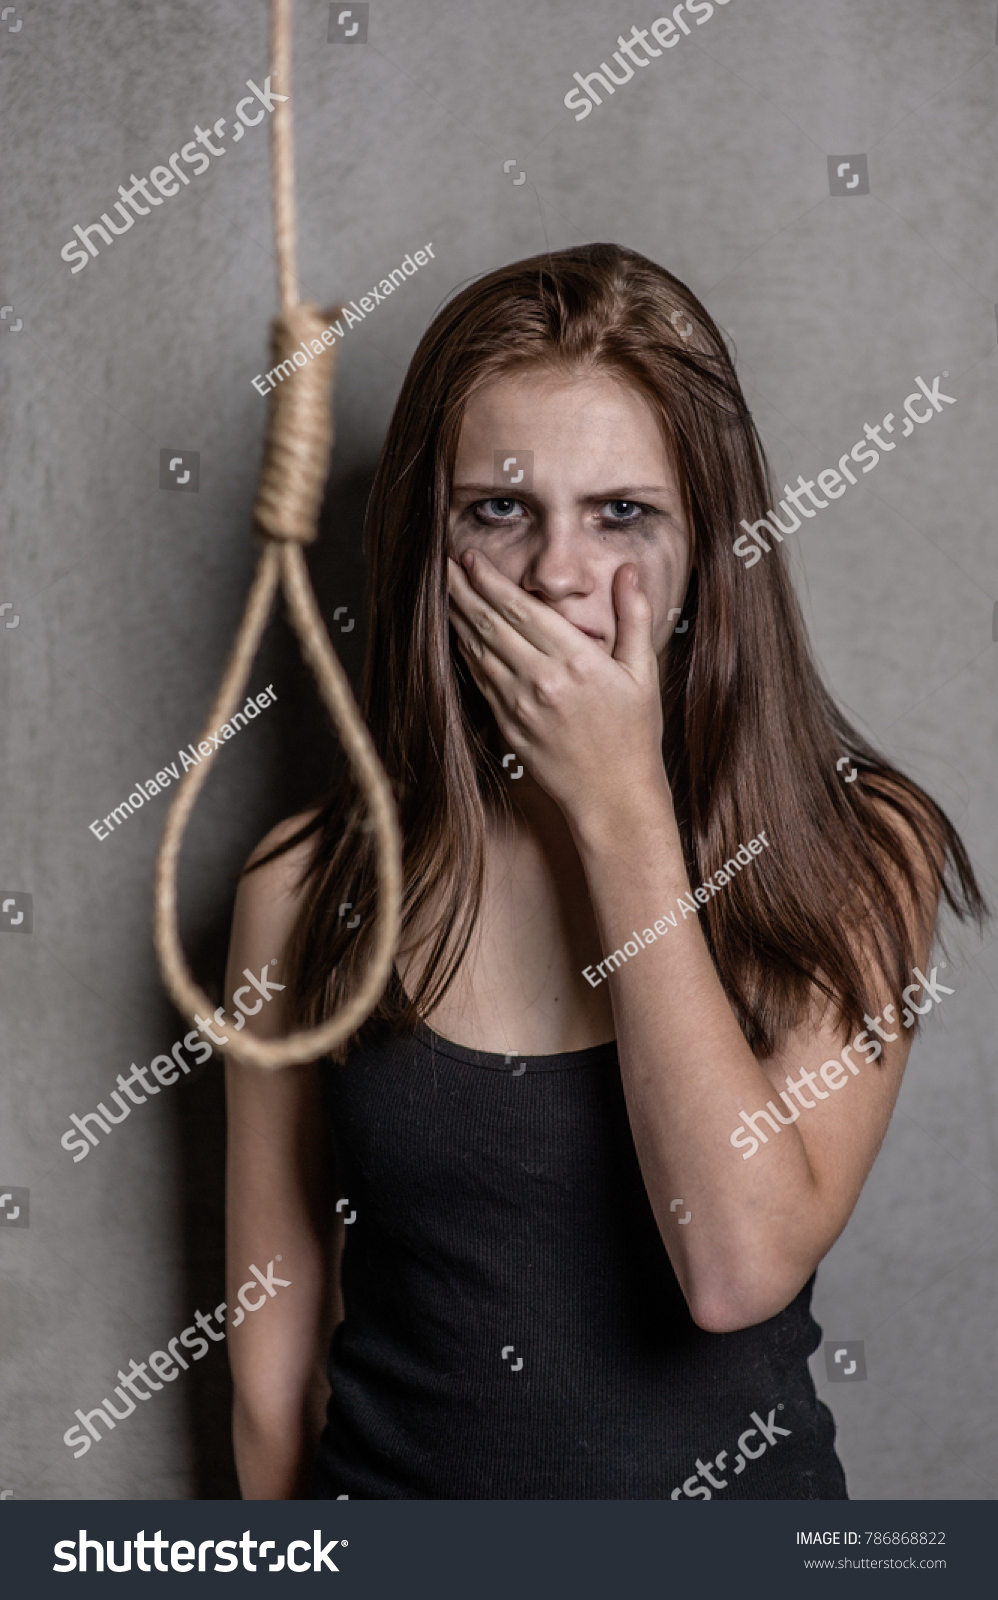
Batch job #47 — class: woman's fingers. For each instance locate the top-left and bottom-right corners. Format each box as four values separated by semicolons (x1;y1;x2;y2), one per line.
447;554;531;665
448;551;586;664
447;550;659;763
447;589;517;723
611;563;656;676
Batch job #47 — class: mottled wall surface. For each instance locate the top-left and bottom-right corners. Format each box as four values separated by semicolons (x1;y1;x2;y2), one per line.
1;0;995;1500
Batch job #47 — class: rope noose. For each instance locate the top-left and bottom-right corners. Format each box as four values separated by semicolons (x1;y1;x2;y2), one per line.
153;0;402;1069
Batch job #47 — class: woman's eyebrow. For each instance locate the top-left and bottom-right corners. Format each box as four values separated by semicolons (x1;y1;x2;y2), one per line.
580;485;675;501
450;483;677;500
450;483;518;496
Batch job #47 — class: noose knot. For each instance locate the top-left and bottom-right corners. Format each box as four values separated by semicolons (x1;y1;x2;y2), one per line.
254;303;339;545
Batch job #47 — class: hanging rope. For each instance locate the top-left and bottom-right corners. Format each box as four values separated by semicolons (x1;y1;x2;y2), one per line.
153;0;402;1069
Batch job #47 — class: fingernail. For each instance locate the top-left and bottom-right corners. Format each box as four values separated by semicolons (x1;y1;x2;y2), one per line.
463;550;475;571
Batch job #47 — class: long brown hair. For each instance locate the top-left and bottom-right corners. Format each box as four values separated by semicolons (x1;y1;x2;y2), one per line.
250;243;987;1061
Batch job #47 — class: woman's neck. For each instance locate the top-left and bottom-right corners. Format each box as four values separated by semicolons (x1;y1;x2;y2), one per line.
405;770;616;1054
488;767;579;859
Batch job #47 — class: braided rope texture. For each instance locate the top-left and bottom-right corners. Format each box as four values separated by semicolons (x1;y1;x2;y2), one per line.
153;0;402;1069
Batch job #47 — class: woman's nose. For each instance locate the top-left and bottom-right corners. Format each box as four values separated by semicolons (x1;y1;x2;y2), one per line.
521;520;594;601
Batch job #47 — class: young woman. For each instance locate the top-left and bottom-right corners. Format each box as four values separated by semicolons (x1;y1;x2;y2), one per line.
223;243;985;1500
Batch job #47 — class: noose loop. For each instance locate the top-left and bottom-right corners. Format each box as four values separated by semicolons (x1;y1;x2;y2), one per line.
153;0;402;1069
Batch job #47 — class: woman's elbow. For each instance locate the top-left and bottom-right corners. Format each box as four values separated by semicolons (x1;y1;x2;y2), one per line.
684;1269;809;1335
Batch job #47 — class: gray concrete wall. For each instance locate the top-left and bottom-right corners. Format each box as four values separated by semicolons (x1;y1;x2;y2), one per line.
1;0;995;1500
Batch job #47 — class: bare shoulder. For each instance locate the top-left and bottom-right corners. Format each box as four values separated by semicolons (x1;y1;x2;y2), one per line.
244;808;323;886
227;810;323;1000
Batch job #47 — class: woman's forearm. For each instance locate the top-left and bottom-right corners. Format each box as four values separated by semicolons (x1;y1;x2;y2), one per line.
234;1397;310;1500
233;1361;331;1499
224;1052;343;1500
570;780;833;1328
227;1229;340;1500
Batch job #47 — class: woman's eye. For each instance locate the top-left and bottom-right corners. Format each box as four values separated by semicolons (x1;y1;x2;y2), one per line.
603;500;643;522
473;498;524;523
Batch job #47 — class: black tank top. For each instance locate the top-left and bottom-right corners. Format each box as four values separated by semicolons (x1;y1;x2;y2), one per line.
309;1015;847;1500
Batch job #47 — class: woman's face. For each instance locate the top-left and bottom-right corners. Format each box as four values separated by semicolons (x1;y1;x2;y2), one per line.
447;366;692;658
